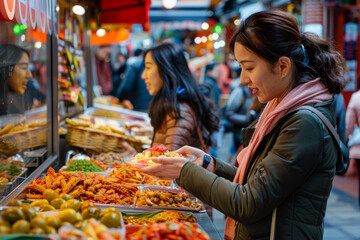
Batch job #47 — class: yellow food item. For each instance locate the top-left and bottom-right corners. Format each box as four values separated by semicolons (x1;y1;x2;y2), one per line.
12;219;30;234
43;189;58;202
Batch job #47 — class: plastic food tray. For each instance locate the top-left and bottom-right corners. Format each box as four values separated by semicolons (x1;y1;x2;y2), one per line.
134;186;205;213
59;165;108;176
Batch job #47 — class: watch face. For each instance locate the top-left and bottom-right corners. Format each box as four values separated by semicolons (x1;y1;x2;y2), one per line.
203;154;211;168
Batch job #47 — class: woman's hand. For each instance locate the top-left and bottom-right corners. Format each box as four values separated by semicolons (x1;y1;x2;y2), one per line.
140;146;206;179
174;146;206;166
140;156;189;180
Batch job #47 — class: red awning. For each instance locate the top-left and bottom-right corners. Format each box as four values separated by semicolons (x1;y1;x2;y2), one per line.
100;0;151;31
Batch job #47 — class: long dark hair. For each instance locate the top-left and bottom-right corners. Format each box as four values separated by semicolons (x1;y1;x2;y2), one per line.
0;43;30;115
144;42;219;138
229;9;348;94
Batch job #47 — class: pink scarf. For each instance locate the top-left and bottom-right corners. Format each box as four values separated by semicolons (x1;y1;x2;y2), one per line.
224;78;332;240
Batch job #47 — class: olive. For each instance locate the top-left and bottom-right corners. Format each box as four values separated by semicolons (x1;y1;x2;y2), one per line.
29;227;46;235
40;205;56;211
0;224;11;234
20;203;37;221
8;199;22;207
43;189;58;202
45;226;57;234
100;212;121;228
30;216;47;229
36;213;49;220
12;219;30;234
80;200;95;213
59;193;73;201
50;198;66;209
60;199;81;212
30;199;50;207
47;216;62;230
58;208;77;224
99;207;119;218
81;206;100;220
1;207;26;223
0;219;11;227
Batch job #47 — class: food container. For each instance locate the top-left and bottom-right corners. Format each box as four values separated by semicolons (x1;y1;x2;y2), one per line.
134;186;205;213
59;165;108;177
0;167;28;194
124;153;197;169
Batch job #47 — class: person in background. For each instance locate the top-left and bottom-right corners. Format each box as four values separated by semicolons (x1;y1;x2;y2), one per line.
111;52;127;97
217;56;235;94
141;9;348;239
203;61;222;108
0;43;33;115
142;42;219;150
116;50;153;111
94;45;112;96
345;89;360;204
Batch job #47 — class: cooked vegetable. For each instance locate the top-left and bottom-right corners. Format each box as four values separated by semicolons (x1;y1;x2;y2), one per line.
65;160;104;172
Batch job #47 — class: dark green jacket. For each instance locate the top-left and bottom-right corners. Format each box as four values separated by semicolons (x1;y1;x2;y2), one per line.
178;101;341;240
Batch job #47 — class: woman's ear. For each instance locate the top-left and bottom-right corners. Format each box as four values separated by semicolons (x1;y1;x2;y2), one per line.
278;56;291;79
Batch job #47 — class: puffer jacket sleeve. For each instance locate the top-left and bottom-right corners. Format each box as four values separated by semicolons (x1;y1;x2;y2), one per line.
161;105;196;151
178;111;335;224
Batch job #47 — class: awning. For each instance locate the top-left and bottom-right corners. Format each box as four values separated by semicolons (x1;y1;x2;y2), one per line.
99;0;151;31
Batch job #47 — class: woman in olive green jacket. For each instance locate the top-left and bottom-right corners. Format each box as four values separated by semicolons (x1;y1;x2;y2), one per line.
142;9;348;240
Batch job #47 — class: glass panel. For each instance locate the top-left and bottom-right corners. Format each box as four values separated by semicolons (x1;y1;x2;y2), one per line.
0;8;49;200
57;0;86;119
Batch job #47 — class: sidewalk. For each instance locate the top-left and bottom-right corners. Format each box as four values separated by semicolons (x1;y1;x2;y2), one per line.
211;133;360;239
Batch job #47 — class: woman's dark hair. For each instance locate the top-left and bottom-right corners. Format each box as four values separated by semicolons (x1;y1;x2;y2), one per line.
144;42;220;141
0;43;30;114
229;9;348;94
0;43;30;82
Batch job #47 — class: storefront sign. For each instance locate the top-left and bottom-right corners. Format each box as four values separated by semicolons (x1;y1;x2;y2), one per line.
0;0;16;20
15;0;27;25
28;0;37;29
36;0;46;32
1;0;57;35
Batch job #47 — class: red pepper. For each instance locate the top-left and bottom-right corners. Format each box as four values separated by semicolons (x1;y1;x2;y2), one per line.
145;144;168;153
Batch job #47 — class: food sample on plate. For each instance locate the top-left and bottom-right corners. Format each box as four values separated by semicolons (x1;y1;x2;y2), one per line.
110;164;171;186
135;189;203;210
129;144;183;167
123;210;196;225
126;222;211;240
25;167;138;205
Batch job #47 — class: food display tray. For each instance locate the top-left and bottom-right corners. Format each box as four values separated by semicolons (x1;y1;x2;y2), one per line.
133;186;205;213
59;165;108;176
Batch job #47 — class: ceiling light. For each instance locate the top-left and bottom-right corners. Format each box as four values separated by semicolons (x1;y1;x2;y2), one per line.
163;0;177;9
72;5;85;16
96;28;106;37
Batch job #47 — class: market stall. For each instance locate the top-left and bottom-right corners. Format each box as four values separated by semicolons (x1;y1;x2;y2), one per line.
0;0;221;239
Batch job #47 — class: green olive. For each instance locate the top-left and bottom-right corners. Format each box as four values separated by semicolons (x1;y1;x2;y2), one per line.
100;212;121;228
0;224;11;234
99;207;119;218
50;198;66;209
80;200;95;213
8;199;22;207
59;193;73;201
81;206;100;220
30;199;49;207
30;216;47;229
47;216;62;230
58;208;77;224
12;219;30;234
29;227;46;235
1;207;26;223
20;203;37;221
45;226;57;234
40;204;56;211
